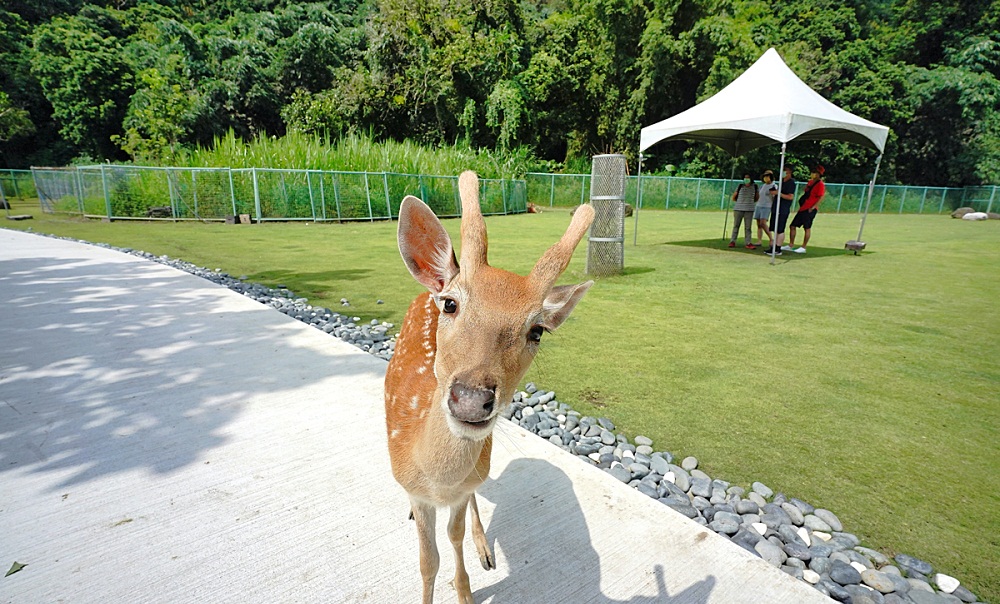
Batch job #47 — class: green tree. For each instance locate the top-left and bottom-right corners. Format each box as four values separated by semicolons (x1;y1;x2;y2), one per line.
0;90;34;142
112;67;195;160
31;6;133;159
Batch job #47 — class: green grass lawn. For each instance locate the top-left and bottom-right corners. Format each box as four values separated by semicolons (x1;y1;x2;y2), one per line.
4;201;999;601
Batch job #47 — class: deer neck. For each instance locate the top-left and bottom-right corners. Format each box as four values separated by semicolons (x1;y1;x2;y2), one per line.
385;292;491;502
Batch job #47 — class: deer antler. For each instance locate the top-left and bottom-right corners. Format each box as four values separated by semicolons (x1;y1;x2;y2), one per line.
458;171;488;274
529;204;595;292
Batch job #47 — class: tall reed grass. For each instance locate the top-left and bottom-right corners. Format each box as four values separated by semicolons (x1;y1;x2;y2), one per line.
164;131;545;179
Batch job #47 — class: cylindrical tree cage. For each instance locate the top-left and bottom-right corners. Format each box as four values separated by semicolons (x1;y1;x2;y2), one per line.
586;154;627;276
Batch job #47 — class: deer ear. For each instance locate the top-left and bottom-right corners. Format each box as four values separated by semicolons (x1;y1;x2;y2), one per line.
541;281;593;331
398;196;459;293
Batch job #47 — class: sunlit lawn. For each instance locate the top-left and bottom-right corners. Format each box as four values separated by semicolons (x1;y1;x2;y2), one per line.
4;200;998;601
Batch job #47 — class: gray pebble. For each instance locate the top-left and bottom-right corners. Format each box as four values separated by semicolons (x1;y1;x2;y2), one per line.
908;592;955;604
844;584;884;604
661;501;699;519
607;466;631;483
814;508;843;532
736;500;759;515
803;514;833;532
950;586;978;603
751;481;774;499
895;554;933;577
649;455;670;476
634;435;653;446
830;560;862;585
754;539;785;568
783;541;812;561
681;456;698;471
809;556;832;575
690;476;712;498
861;569;897;594
780;502;805;526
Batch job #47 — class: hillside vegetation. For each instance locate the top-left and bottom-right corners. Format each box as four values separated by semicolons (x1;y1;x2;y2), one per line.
1;0;998;185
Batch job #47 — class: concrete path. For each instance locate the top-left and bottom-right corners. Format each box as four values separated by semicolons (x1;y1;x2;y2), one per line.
0;229;832;603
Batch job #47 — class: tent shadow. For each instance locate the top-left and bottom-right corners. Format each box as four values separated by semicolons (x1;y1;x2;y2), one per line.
476;458;717;603
661;239;872;258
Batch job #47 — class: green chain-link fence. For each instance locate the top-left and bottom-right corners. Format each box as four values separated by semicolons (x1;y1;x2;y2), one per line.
525;173;996;214
4;167;995;220
23;165;526;221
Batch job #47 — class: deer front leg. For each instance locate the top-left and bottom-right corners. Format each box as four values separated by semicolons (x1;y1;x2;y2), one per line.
411;499;439;604
469;493;495;570
447;498;474;604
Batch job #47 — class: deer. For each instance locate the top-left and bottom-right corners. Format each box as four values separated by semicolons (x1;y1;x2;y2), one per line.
384;171;595;603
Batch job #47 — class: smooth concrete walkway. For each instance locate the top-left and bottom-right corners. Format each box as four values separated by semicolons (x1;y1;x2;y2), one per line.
0;229;832;603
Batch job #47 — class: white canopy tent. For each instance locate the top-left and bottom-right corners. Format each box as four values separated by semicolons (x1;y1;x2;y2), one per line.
635;48;890;259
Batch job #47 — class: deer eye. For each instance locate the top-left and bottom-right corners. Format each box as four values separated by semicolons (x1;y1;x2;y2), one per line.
442;298;458;314
528;325;545;343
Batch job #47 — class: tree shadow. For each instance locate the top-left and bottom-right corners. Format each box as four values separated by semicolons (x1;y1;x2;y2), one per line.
242;268;373;295
476;458;717;603
0;251;381;492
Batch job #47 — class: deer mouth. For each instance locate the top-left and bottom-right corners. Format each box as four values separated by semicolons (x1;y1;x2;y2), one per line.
460;418;492;429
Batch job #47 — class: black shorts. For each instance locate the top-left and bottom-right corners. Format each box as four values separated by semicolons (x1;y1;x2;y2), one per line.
769;201;791;234
790;209;817;229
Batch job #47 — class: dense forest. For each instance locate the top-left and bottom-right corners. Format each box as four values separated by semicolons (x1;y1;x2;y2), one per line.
0;0;998;186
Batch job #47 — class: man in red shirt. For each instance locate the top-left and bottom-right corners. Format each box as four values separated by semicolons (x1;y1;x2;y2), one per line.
787;165;826;254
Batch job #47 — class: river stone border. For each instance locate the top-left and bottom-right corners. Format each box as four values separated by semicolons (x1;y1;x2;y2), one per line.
16;230;986;604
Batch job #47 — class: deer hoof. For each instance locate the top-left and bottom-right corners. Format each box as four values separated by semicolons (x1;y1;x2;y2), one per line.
480;548;496;570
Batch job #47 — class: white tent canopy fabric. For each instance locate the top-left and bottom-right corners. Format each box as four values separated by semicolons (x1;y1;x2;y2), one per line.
639;48;889;156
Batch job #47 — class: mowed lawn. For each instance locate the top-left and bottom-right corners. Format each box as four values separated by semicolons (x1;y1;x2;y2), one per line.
4;201;998;601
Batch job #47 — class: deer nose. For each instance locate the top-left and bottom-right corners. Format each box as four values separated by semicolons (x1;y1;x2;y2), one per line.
448;382;496;423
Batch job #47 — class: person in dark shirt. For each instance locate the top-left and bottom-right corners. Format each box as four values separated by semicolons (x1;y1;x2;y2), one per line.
764;165;796;256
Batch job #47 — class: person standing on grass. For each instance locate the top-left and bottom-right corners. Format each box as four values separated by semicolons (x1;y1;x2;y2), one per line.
754;170;777;248
786;165;826;254
729;172;758;249
765;165;796;256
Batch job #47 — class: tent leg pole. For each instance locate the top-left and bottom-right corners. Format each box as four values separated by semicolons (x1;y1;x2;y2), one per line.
771;144;788;266
857;154;883;243
633;153;643;246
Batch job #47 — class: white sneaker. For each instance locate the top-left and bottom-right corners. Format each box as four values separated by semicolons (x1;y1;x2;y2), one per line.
793;247;807;254
780;245;792;251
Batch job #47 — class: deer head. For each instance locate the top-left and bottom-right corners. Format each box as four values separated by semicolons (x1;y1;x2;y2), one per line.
397;171;595;441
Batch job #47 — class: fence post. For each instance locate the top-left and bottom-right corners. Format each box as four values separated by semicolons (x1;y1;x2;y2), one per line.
319;171;327;220
878;185;888;213
333;173;342;221
665;177;671;209
836;184;844;213
899;187;907;214
307;170;317;221
100;165;112;219
75;168;84;214
11;170;21;199
939;188;947;213
550;174;555;207
252;168;262;222
453;176;461;216
987;186;997;214
191;170;199;218
382;172;392;220
166;169;177;220
228;168;237;216
363;172;374;221
501;179;508;214
918;187;928;214
695;179;702;209
580;175;586;206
